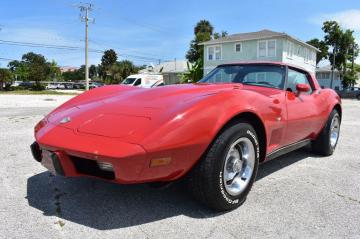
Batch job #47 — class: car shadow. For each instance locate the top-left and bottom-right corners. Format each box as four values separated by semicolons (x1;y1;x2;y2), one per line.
26;146;320;230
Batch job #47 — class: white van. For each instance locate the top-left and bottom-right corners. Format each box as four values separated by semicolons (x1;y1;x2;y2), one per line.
121;74;164;88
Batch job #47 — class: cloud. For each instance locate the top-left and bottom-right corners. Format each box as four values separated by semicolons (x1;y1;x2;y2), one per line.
310;9;360;31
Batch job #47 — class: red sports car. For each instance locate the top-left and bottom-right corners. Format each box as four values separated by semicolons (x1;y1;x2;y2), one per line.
31;62;341;210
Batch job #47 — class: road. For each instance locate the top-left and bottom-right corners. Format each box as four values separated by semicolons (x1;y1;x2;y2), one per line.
0;95;359;239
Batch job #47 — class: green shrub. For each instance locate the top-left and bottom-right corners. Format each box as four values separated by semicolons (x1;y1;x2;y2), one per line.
31;83;46;91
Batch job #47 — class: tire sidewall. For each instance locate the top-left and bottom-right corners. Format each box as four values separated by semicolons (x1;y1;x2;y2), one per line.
213;123;260;208
328;111;340;152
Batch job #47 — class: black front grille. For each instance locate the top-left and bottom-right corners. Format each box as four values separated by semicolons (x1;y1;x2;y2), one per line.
70;156;115;180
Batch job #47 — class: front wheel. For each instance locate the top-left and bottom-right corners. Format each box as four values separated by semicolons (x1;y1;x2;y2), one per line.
187;121;260;211
312;109;341;156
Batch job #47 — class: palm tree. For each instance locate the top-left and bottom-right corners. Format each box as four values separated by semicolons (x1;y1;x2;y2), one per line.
194;20;214;35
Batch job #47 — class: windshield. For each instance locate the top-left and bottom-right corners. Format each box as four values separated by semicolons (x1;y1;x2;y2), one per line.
200;64;286;89
122;78;137;85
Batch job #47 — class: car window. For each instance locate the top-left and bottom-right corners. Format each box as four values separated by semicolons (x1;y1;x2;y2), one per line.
243;72;283;89
286;69;313;94
122;78;136;85
134;78;142;86
200;64;285;90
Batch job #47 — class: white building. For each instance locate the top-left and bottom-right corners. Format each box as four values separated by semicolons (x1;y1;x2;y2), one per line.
315;65;342;89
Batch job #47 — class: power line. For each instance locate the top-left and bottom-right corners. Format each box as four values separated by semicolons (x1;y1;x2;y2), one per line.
0;39;103;53
0;39;170;62
0;57;17;61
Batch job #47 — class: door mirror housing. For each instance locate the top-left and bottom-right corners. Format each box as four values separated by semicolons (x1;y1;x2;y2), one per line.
296;84;310;93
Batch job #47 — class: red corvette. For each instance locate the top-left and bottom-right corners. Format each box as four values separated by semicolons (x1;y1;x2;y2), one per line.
31;62;341;210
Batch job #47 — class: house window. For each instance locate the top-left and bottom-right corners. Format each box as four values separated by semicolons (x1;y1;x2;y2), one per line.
215;46;221;60
304;49;311;63
258;41;267;57
268;40;276;57
258;40;276;58
207;45;222;61
287;41;293;58
311;51;316;63
208;47;214;61
235;42;242;52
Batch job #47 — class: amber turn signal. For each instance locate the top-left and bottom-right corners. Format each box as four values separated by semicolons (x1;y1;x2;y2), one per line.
150;157;172;167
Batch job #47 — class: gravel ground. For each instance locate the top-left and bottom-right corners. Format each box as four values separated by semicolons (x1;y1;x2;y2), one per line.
0;95;359;239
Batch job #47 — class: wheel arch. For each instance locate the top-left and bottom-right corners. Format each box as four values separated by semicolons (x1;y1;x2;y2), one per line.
216;111;267;163
333;103;342;120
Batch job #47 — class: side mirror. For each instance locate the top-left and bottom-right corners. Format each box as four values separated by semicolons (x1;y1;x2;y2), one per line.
296;84;310;93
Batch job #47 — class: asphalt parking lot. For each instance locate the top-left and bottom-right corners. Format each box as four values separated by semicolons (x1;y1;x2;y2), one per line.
0;95;359;239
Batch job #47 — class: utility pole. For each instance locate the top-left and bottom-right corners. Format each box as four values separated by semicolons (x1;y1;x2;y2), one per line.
352;43;355;73
78;3;94;91
330;44;336;89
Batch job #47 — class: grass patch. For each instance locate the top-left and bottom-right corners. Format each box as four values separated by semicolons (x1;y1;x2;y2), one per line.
0;90;80;95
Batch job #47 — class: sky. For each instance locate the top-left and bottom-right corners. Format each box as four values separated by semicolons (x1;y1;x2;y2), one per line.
0;0;359;68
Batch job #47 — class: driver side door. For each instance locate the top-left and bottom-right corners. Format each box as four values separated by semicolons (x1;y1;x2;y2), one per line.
283;68;321;146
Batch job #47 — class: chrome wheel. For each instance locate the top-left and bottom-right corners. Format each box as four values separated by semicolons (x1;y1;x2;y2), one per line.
330;115;340;148
223;137;255;196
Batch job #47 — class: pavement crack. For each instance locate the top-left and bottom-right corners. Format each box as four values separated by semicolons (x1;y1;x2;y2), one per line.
334;192;360;204
305;180;360;205
49;173;66;228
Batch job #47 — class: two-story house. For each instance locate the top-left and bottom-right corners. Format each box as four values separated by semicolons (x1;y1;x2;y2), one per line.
200;29;320;75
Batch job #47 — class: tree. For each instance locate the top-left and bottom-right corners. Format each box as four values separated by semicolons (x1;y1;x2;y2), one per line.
0;68;12;90
8;60;28;81
322;21;359;87
108;60;137;84
89;64;97;79
306;38;329;66
186;20;227;82
47;60;61;81
62;70;84;82
320;21;359;87
180;60;203;83
186;32;212;63
186;20;214;63
194;20;214;35
100;49;117;79
213;31;228;40
21;52;50;87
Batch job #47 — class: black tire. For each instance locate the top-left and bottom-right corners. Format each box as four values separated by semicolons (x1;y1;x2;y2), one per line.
311;109;341;156
187;121;260;211
356;94;360;100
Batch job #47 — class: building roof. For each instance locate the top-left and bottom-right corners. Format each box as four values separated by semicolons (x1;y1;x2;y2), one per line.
60;66;79;73
140;60;188;74
200;29;320;52
316;65;338;72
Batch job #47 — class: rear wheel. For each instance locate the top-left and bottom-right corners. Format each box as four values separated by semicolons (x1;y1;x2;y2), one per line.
187;121;260;211
312;109;341;156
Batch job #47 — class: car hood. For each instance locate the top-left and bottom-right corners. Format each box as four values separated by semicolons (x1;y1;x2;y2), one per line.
46;84;239;141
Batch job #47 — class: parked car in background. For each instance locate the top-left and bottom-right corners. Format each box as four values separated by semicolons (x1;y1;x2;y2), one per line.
18;82;34;89
336;87;360;100
11;81;23;87
63;83;74;89
121;74;164;88
89;82;104;89
73;83;85;89
46;83;65;90
31;62;341;211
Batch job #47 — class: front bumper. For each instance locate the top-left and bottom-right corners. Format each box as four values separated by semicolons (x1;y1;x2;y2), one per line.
30;140;147;183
